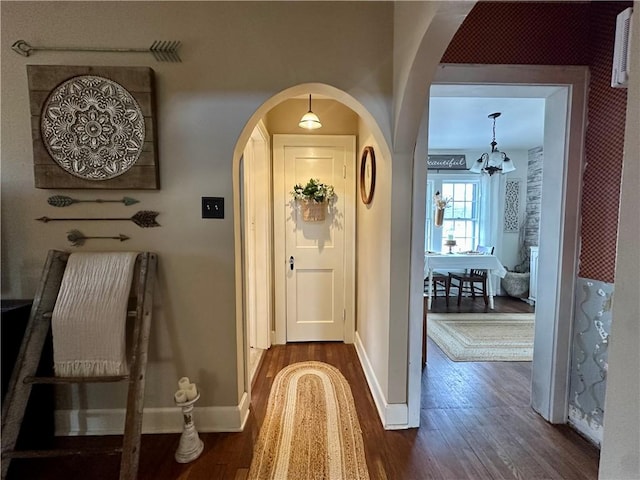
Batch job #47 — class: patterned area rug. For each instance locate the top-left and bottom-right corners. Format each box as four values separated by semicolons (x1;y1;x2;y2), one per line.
248;361;370;480
428;313;535;362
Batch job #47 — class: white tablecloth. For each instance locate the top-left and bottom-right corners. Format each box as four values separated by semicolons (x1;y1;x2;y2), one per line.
424;253;507;310
424;253;507;278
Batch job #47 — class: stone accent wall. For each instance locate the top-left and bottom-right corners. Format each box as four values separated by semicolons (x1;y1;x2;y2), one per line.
524;146;543;248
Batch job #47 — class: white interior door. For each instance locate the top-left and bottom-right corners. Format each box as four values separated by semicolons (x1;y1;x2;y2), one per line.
273;135;355;342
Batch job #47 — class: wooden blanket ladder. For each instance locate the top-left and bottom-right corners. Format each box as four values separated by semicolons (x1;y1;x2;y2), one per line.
1;250;157;480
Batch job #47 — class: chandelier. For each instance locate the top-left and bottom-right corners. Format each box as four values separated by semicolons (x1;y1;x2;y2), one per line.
470;112;515;176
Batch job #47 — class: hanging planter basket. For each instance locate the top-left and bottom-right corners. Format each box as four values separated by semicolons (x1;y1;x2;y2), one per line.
300;199;327;222
433;191;450;228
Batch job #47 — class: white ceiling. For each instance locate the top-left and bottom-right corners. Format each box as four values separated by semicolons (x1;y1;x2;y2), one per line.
428;85;558;151
297;85;558;152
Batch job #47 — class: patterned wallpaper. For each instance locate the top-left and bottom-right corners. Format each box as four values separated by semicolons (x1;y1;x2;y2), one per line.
442;2;591;65
443;1;632;283
580;2;630;283
568;277;614;445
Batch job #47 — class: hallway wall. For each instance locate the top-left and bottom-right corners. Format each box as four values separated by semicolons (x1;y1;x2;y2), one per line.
0;1;394;431
356;118;394;414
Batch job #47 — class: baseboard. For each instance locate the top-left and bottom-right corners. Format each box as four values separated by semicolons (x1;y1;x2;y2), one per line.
55;392;251;436
354;332;408;430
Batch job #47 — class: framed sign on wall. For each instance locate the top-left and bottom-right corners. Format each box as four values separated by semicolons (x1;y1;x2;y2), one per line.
427;154;467;170
27;65;159;189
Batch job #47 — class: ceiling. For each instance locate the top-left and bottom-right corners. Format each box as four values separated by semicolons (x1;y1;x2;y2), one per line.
428;85;558;152
297;85;558;152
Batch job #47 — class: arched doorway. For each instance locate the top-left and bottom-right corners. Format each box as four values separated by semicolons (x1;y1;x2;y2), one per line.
231;83;394;410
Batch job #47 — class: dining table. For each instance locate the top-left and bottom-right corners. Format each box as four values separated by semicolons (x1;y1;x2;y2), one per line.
424;252;507;310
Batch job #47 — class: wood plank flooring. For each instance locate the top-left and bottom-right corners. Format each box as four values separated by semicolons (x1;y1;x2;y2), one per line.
428;294;535;315
7;297;599;479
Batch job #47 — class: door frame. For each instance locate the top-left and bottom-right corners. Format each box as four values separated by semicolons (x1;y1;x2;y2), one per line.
272;134;356;345
242;120;272;388
408;64;589;427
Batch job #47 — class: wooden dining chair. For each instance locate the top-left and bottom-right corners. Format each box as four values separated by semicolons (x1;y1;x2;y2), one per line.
424;273;450;307
448;245;494;306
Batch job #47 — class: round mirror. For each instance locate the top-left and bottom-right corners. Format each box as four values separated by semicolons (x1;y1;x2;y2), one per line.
359;146;376;205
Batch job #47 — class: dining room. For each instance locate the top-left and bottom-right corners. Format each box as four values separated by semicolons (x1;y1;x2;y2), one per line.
421;86;543;416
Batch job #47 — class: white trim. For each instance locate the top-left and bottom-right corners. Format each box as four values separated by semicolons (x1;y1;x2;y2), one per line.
243;131;258;350
55;392;250;436
241;120;272;407
354;332;409;429
251;120;273;351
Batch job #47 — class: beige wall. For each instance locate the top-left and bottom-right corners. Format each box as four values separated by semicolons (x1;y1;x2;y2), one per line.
390;2;473;414
1;0;466;432
1;1;394;419
356;118;393;405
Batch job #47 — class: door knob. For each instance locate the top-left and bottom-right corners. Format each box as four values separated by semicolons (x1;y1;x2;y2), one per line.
289;256;295;271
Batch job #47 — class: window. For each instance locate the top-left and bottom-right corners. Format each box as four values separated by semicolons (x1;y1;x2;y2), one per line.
426;175;482;253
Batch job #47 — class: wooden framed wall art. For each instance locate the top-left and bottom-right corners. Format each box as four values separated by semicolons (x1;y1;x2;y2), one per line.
27;65;159;189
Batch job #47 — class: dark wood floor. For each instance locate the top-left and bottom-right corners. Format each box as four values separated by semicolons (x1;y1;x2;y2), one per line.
7;298;598;480
428;293;535;314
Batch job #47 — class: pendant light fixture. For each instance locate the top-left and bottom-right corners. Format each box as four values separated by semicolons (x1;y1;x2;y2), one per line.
298;94;322;130
470;112;515;175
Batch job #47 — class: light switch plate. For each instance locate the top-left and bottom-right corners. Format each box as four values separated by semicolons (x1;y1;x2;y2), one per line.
202;197;224;219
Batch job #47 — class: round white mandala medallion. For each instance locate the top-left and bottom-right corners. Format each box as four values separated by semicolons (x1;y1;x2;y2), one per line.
41;75;145;181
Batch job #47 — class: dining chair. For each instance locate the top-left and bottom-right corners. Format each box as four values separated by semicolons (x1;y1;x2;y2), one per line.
424;273;450;307
448;245;494;306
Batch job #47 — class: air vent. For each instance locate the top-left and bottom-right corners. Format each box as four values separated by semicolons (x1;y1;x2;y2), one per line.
611;7;633;88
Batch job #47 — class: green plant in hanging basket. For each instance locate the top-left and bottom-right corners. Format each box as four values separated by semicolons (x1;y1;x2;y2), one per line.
291;178;335;203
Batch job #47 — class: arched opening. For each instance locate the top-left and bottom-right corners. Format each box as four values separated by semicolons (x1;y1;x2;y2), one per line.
230;83;394;412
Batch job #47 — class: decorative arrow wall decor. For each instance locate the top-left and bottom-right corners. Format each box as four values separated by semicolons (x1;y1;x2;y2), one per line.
67;230;130;247
12;39;182;62
47;195;140;207
36;211;160;228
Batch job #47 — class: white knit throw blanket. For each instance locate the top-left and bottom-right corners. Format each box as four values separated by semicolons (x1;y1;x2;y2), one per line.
52;252;138;377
